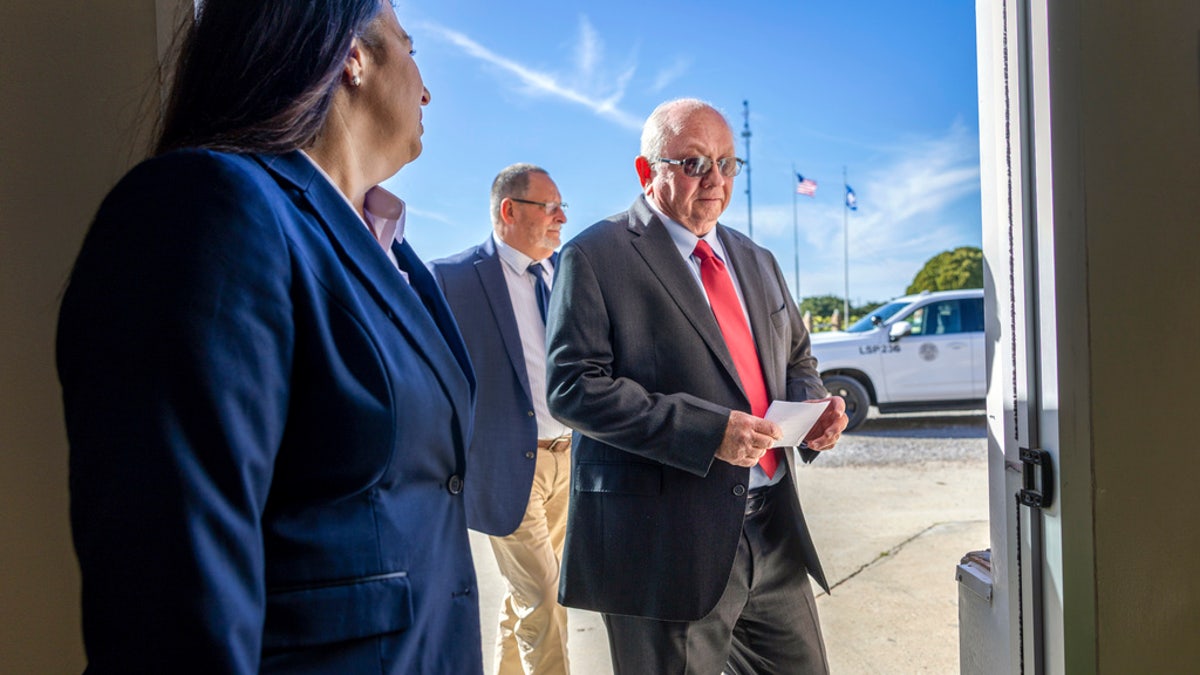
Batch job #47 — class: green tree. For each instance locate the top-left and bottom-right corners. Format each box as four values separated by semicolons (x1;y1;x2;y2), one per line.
798;295;885;332
906;246;983;294
799;295;844;317
799;295;884;317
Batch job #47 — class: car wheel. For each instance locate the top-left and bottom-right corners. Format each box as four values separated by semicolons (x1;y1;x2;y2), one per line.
823;375;870;431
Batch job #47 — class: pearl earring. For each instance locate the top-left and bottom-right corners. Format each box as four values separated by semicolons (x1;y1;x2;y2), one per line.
350;74;362;87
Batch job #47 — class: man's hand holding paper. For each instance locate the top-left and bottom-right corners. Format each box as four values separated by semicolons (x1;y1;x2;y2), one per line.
765;396;849;452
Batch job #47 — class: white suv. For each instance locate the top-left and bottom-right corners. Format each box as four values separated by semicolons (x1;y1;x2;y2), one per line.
809;289;985;430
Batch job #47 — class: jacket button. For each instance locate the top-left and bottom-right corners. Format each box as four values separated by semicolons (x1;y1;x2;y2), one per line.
732;484;747;496
447;475;464;494
527;410;535;417
525;451;536;459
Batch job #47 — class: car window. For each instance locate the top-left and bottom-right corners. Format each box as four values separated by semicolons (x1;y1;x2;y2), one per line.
962;297;984;333
845;300;909;333
909;300;965;336
908;306;927;335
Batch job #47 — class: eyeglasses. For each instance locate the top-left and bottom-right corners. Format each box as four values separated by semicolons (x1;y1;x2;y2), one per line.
654;156;745;178
510;198;568;215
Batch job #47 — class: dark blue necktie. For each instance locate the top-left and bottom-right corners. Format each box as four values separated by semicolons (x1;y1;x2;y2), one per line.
528;262;550;323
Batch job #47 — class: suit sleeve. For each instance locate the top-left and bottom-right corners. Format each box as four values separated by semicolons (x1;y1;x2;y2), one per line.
57;152;292;674
427;260;447;292
774;255;826;403
770;254;829;463
546;241;730;477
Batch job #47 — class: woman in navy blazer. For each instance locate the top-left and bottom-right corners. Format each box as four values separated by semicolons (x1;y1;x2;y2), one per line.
56;2;481;672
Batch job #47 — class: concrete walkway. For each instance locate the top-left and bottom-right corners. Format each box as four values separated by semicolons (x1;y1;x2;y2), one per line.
470;458;989;674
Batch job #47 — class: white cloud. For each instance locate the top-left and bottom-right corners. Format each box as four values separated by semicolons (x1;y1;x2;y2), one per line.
419;18;642;130
736;122;981;301
833;123;980;260
405;206;457;227
575;17;600;77
650;56;691;93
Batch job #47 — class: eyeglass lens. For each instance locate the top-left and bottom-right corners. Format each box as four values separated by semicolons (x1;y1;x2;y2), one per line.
512;198;567;214
681;157;742;177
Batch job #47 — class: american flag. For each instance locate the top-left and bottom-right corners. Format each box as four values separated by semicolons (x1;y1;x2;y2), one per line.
795;173;818;197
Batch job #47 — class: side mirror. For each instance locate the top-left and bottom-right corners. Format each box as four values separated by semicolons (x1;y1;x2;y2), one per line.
888;320;912;342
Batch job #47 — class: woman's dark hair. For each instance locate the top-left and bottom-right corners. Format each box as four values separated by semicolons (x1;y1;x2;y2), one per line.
154;0;385;155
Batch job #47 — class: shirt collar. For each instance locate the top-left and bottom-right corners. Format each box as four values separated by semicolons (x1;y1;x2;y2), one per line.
363;185;406;250
299;150;407;252
493;232;554;276
645;196;727;263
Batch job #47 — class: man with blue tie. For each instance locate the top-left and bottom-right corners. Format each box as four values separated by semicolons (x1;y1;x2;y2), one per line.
429;164;572;675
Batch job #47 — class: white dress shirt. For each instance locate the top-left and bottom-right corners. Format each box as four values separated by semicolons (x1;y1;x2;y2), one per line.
493;233;571;440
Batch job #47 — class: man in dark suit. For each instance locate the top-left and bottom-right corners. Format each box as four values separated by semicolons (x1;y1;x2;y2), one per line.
546;98;849;674
430;164;573;674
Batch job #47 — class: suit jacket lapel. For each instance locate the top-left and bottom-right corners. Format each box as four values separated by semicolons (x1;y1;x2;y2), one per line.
394;240;476;391
256;152;475;445
718;227;784;400
627;197;744;395
474;238;533;399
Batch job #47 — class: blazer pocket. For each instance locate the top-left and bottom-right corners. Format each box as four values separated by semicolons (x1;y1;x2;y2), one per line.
574;461;662;496
769;304;789;333
263;571;413;650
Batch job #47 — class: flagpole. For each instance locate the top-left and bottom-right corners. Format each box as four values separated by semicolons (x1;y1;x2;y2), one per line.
742;100;753;239
792;164;800;300
842;165;850;323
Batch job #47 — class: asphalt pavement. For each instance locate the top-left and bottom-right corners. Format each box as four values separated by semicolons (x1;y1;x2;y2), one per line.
470;410;989;674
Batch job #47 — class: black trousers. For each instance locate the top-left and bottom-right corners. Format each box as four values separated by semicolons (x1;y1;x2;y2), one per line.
603;482;829;674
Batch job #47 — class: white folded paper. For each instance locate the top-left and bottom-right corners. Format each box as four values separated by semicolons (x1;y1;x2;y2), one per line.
764;399;831;447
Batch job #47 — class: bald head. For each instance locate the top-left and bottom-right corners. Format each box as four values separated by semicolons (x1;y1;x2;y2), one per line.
640;98;732;160
636;98;737;235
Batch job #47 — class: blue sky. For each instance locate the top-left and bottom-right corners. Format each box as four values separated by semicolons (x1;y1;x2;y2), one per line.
386;0;981;305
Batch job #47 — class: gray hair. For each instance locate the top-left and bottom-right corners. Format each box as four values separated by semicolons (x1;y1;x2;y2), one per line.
490;163;550;226
639;98;730;160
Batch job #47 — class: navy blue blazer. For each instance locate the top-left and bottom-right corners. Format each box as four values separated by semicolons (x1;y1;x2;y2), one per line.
57;149;483;674
428;237;541;536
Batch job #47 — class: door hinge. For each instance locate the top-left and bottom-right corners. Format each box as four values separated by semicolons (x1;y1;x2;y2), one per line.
1018;447;1053;509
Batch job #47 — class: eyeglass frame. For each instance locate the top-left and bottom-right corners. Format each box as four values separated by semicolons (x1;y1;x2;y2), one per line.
653;156;745;178
508;197;568;215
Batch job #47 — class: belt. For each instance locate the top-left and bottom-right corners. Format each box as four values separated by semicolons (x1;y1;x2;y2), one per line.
744;483;777;516
537;434;572;452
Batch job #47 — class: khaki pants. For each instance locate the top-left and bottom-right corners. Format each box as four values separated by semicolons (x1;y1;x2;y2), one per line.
488;446;571;675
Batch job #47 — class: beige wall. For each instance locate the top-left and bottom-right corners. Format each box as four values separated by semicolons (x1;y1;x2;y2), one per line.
977;1;1200;670
1;2;166;671
1069;2;1200;670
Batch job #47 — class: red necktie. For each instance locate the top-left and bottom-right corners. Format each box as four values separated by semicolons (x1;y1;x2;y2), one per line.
693;240;778;478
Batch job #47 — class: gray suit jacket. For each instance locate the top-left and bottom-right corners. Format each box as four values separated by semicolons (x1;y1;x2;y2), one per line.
546;195;828;621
